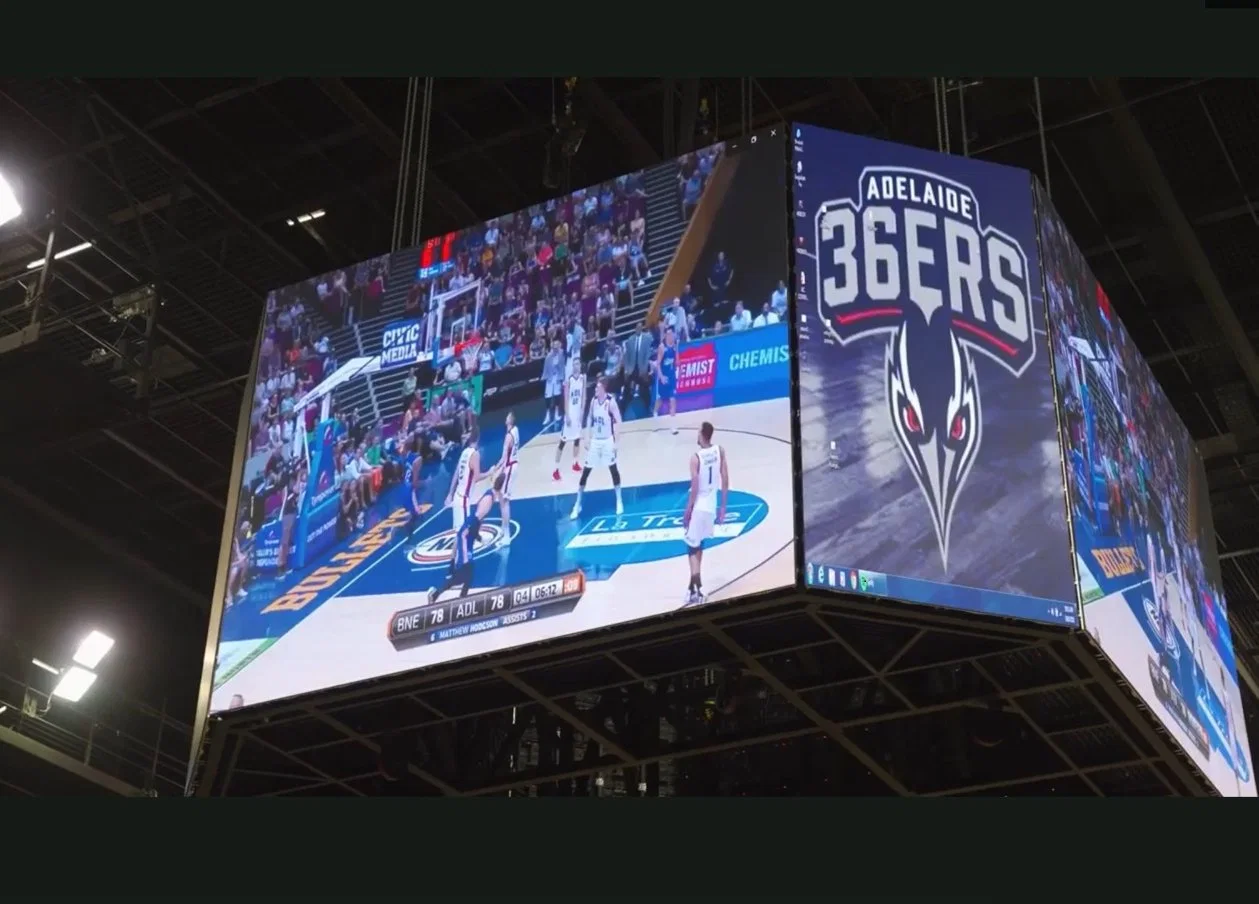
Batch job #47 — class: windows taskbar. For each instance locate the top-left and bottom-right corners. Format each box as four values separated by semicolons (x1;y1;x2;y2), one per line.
804;562;1079;629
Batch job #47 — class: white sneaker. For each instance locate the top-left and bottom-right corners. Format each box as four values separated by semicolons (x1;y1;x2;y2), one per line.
671;426;678;435
615;499;624;516
570;506;581;521
499;533;512;547
426;586;436;605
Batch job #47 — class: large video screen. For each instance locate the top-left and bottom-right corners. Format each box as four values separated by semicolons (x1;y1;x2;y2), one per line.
210;131;794;711
793;124;1077;626
1038;182;1254;796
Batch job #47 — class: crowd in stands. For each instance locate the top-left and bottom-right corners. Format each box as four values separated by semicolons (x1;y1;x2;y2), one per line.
402;173;652;383
228;257;394;602
315;256;391;327
654;270;788;344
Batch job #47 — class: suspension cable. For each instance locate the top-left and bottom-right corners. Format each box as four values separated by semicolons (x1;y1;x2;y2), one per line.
392;77;419;251
410;77;436;248
932;78;944;153
1033;77;1051;198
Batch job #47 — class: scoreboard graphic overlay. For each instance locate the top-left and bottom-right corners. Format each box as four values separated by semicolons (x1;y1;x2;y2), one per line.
1038;181;1254;796
210;133;794;711
793;124;1077;625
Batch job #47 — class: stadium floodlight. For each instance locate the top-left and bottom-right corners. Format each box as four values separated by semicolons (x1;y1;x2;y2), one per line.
31;658;60;676
286;209;325;226
72;630;114;670
51;666;97;703
25;240;93;269
0;170;20;228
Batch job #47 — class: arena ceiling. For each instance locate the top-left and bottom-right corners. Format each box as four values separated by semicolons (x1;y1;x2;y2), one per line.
1;77;1257;786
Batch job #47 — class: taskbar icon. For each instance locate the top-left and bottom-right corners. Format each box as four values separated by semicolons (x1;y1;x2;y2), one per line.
807;563;886;596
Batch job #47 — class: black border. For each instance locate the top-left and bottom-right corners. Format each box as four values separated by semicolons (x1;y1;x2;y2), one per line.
783;126;807;592
6;4;1259;74
6;795;1250;893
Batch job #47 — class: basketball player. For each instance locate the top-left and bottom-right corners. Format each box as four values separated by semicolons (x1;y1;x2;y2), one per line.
542;339;565;427
554;357;587;481
491;411;519;547
404;435;429;551
655;325;679;434
570;376;624;520
682;421;728;604
445;425;481;534
427;473;505;604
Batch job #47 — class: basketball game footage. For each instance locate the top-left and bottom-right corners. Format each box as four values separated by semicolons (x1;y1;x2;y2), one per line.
210;132;794;711
1038;182;1254;797
793;124;1077;625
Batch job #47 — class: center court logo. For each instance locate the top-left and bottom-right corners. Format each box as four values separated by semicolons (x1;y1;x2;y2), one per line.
813;166;1036;570
407;518;520;569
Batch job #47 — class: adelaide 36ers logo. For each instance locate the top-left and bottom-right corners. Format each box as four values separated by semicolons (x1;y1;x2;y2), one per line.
814;166;1036;570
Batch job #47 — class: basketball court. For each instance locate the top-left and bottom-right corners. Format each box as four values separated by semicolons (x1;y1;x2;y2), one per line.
211;396;793;710
1086;573;1254;796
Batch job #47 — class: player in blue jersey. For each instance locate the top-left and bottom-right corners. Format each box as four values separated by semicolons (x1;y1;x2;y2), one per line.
426;472;505;604
654;325;679;434
403;435;428;548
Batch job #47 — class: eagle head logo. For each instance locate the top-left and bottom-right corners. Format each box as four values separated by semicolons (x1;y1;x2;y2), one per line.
886;309;982;572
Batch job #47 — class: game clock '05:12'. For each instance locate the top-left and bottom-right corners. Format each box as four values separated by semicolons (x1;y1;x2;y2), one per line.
387;571;587;651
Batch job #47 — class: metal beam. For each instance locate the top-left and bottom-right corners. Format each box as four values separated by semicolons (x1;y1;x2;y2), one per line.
968;658;1105;797
239;730;366;796
72;80;312;279
699;619;913;795
577;79;660;167
313;77;479;225
1096;78;1259;405
0;476;207;610
101;428;225;510
0;723;142;796
493;667;634;763
37;79;285;174
303;708;459;795
677;80;701;154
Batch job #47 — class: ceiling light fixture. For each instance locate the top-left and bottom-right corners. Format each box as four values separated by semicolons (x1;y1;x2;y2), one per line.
286;209;326;226
72;630;115;670
0;170;21;228
51;666;97;703
25;240;94;270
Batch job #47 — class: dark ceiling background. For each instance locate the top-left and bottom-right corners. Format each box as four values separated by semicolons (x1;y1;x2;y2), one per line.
0;77;1257;746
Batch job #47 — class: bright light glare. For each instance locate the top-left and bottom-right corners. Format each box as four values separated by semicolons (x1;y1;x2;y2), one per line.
52;666;97;703
25;240;93;269
0;172;20;227
73;631;114;670
287;209;326;226
31;658;60;676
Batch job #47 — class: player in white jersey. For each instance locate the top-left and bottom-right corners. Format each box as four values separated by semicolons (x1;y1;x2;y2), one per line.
683;421;728;604
444;425;481;535
490;411;520;547
553;358;587;481
542;340;565;426
570;376;624;520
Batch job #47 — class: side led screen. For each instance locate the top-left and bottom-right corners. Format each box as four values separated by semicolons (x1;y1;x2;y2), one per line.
1037;181;1254;796
793;123;1077;626
211;132;794;711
